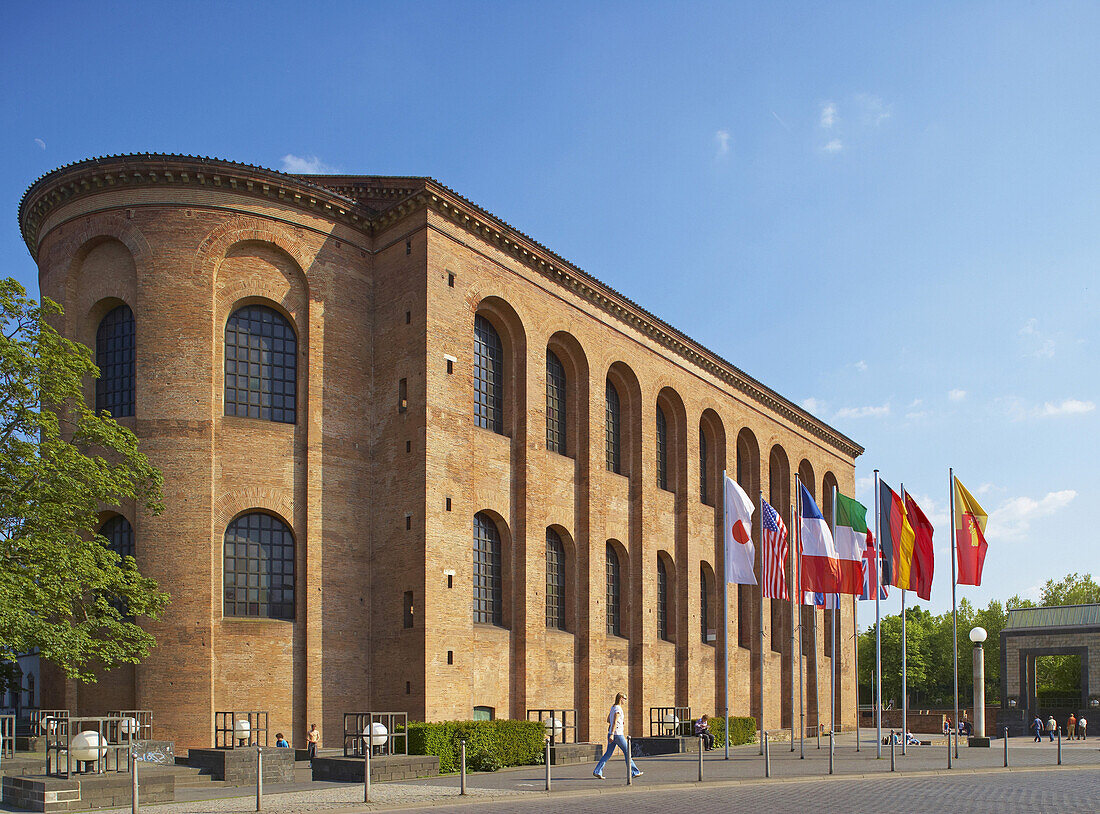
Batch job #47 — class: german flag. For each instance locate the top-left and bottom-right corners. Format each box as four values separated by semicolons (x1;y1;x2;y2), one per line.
878;480;915;589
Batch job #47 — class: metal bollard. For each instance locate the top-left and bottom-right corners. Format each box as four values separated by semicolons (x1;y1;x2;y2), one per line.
890;731;896;771
698;736;704;782
460;740;467;795
764;732;771;778
1057;728;1062;766
1003;727;1009;768
828;731;834;775
627;737;633;785
256;747;262;812
816;725;821;750
131;751;139;814
545;740;551;792
947;731;952;769
364;739;371;803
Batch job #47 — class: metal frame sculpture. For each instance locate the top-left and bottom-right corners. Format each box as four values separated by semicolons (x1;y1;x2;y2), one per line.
526;708;578;745
341;712;408;757
214;711;268;749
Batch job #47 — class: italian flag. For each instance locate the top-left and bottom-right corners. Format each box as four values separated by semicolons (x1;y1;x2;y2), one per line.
834;491;869;594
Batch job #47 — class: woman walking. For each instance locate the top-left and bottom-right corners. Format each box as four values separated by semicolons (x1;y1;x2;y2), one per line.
593;692;643;780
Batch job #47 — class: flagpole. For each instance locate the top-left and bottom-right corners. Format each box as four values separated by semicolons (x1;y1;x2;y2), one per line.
796;480;804;759
811;585;819;741
874;469;882;758
950;467;959;758
759;489;766;756
830;483;838;741
790;483;797;751
853;592;860;751
900;483;908;757
722;470;730;760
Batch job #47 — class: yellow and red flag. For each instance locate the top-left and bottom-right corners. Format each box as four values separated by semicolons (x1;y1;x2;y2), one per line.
953;477;988;586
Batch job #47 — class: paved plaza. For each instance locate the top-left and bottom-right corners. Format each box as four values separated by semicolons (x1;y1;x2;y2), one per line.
3;732;1094;814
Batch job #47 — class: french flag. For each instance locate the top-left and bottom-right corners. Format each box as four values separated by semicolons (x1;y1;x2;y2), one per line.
799;483;841;593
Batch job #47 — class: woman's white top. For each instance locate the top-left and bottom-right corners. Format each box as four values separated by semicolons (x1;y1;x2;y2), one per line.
608;704;625;737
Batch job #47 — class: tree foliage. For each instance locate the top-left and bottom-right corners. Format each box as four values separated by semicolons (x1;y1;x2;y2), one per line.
859;575;1096;706
0;278;168;683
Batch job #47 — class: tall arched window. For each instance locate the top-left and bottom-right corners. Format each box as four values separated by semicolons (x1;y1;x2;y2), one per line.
224;305;297;424
699;425;708;504
96;304;135;417
605;380;621;473
99;515;134;559
546;528;566;630
546;350;566;454
656;557;669;640
700;565;709;643
473;513;503;625
606;544;621;636
474;315;504;433
656;405;668;490
223;512;295;620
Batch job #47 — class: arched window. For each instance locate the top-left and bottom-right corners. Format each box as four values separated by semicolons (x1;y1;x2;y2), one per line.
606;544;621;636
99;515;134;559
473;513;502;625
605;380;621;473
546;350;566;454
699;426;708;504
656;405;668;490
700;565;709;643
546;528;566;630
474;315;504;433
224;305;297;424
657;557;669;640
96;304;135;417
223;512;295;620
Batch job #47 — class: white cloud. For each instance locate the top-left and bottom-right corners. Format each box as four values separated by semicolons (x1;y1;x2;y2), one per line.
905;398;929;420
771;111;792;132
1038;399;1095;417
856;93;891;126
854;360;867;372
34;138;46;150
1019;318;1055;358
280;154;337;174
834;403;890;419
823;139;843;153
820;102;837;129
948;389;967;402
855;475;875;501
987;490;1077;543
801;397;827;416
715;130;731;158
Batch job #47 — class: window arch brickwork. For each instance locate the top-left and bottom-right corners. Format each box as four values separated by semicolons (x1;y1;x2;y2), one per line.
656;405;668;490
224;304;297;423
657;556;669;640
546;528;566;630
474;315;504;433
223;512;295;620
95;304;135;418
99;515;134;559
605;380;621;473
606;544;622;636
473;513;503;625
546;350;566;454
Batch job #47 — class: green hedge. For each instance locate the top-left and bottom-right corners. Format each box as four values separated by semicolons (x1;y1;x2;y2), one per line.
408;720;545;773
707;715;758;746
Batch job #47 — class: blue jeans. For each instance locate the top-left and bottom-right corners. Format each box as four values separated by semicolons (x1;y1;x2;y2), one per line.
594;733;639;776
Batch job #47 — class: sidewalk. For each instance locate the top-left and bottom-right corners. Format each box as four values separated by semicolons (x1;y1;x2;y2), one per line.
5;733;1098;813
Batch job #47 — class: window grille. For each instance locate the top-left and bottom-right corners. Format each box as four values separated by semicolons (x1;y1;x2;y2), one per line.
223;513;295;620
606;544;621;636
605;380;621;473
224;305;297;423
473;513;503;625
95;304;135;417
546;350;566;454
474;316;504;433
546;529;566;630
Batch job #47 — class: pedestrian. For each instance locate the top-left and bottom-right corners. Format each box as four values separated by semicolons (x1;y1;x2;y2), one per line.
275;733;289;748
1078;716;1086;740
694;714;714;751
306;723;320;763
1032;715;1043;742
592;692;643;780
943;717;951;737
1046;715;1056;742
1067;713;1076;740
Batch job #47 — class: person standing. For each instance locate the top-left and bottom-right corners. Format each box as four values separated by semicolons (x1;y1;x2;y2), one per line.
306;723;320;763
1032;715;1044;742
1046;715;1056;742
1067;713;1076;740
1077;715;1086;740
592;692;642;780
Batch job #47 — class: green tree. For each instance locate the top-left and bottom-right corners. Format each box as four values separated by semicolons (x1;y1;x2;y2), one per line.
0;279;168;682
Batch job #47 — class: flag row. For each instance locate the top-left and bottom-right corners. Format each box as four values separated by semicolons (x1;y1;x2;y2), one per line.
721;473;991;601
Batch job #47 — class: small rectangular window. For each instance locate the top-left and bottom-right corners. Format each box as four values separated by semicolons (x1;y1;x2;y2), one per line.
406;681;411;694
405;311;411;324
447;574;454;589
406;514;412;530
406;240;412;255
399;378;408;413
447;650;454;665
403;591;414;628
446;497;452;512
406;440;411;453
445;354;456;374
447;272;455;287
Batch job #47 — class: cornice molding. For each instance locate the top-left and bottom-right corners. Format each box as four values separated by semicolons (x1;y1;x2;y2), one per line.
19;154;863;460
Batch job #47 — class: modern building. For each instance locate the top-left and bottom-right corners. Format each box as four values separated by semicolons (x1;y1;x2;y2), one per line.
20;154;863;748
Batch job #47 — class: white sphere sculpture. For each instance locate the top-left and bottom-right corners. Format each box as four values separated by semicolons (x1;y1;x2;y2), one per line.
234;719;251;742
366;721;388;747
120;717;138;736
662;713;679;736
543;717;563;743
71;730;108;763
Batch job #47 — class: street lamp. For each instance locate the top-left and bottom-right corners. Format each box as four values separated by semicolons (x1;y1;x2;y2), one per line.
969;627;987;740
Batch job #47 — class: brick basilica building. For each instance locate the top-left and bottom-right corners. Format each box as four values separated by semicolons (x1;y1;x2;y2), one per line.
19;154;862;748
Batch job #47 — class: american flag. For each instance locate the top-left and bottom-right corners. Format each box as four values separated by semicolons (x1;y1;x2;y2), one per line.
760;498;788;600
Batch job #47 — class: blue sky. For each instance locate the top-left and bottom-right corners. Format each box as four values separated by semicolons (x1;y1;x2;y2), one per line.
2;2;1096;621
